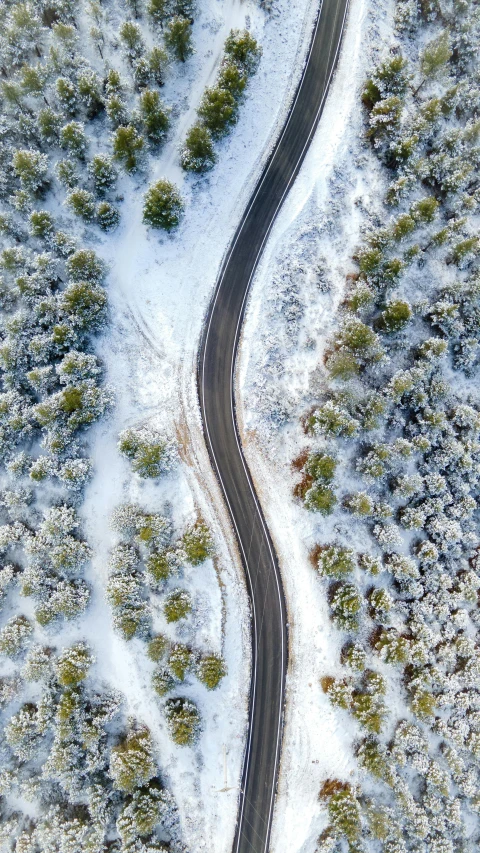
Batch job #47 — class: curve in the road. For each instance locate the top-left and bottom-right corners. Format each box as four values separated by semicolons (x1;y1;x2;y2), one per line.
198;1;350;851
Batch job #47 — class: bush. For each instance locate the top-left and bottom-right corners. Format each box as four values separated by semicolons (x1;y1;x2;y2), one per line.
110;727;156;792
60;121;87;157
147;634;170;662
168;643;193;680
197;653;226;689
165;697;200;745
142;179;184;230
88;154;117;195
29;210;54;237
377;299;412;333
305;452;336;483
67;249;105;283
66;189;95;221
0;615;32;657
182;521;213;565
97;201;120;231
118;426;175;476
55;158;78;188
317;545;356;578
327;786;361;844
330;582;362;631
164;589;191;623
218;60;248;97
152;667;175;696
55;642;93;686
180;123;216;173
304;483;336;514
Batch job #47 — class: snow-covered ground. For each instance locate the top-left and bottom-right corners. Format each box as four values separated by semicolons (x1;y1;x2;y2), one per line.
236;0;396;848
79;0;326;849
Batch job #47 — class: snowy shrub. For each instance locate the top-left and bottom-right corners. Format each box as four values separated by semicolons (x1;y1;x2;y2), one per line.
88;155;117;196
55;642;94;686
374;628;410;665
118;427;175;477
22;645;52;682
344;491;374;516
163;589;191;623
109;727;156;792
167;643;193;681
0;615;32;657
197;653;226;690
304;482;337;514
139;89;170;144
152;667;175;697
96;202;120;231
66;188;96;221
330;582;362;631
5;704;42;761
142;179;184;230
165;696;200;745
181;520;213;565
317;545;356;578
148;634;170;662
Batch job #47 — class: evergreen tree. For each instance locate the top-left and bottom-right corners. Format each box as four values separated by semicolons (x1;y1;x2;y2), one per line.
139;90;170;143
180;123;216;173
142;179;184;230
198;86;237;138
164;16;193;63
88;154;117;195
113;125;144;172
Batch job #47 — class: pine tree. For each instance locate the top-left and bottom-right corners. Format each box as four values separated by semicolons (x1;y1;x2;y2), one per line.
112;125;144;172
198;85;237;138
60;121;87;158
180;123;216;173
96;202;120;231
109;726;156;792
66;188;96;221
165;697;200;745
164;16;193;63
142;180;184;230
88;154;117;195
197;653;226;689
139;90;170;143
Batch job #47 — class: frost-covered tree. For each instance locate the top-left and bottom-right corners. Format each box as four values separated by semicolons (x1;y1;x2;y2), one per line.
164;696;200;745
142;179;184;230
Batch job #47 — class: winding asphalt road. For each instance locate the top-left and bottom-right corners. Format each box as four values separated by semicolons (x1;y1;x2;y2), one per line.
198;1;349;851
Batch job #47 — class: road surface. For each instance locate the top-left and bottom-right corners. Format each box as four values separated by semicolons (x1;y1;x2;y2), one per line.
198;1;350;851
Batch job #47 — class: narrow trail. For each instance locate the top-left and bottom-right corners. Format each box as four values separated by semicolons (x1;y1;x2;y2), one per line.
197;0;350;851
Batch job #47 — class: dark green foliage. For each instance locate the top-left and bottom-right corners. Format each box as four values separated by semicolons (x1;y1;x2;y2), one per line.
96;201;120;231
118;426;174;475
164;16;193;62
377;299;412;333
224;29;261;74
168;644;192;680
29;210;54;237
304;483;336;514
305;452;336;483
66;188;95;221
217;60;248;98
55;642;93;686
139;90;170;143
180;123;216;173
198;86;237;138
142;179;184;230
317;545;356;578
60;121;87;157
67;249;105;283
88;154;117;195
113;125;144;172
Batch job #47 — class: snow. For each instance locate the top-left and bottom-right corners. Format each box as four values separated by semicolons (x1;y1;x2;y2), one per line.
71;0;327;849
236;0;398;848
